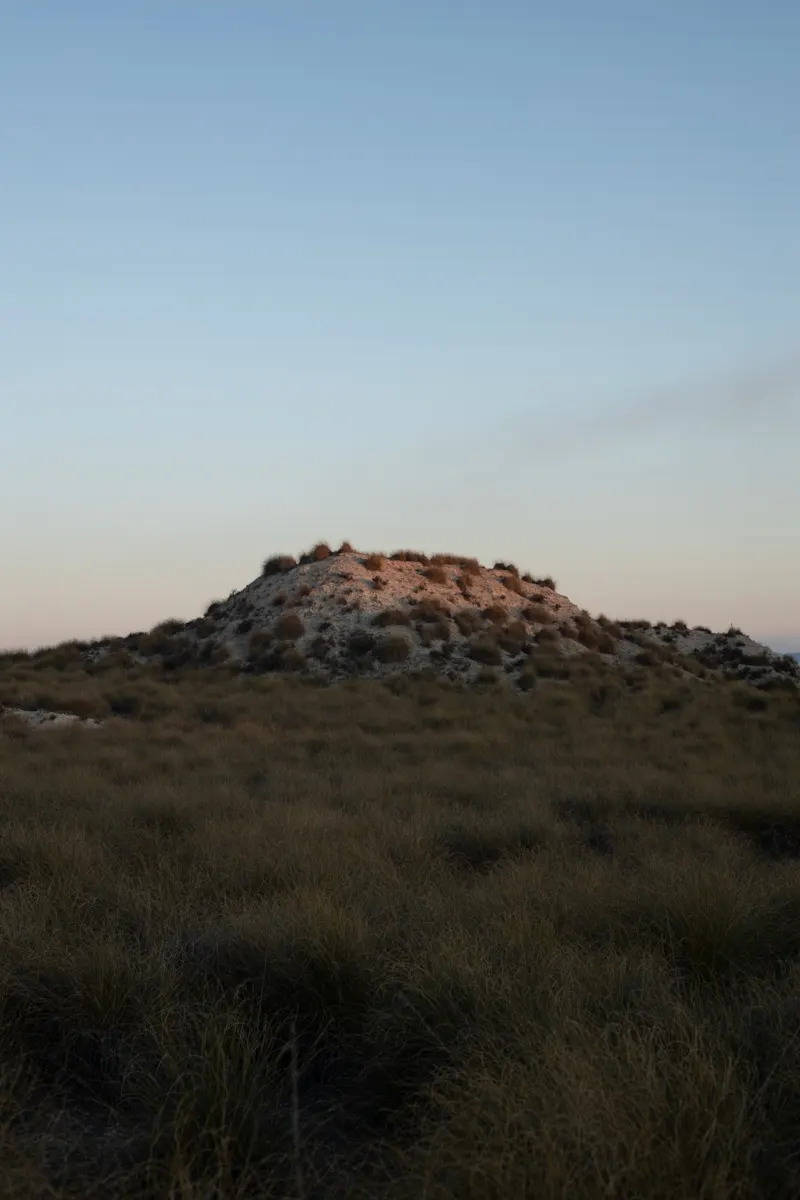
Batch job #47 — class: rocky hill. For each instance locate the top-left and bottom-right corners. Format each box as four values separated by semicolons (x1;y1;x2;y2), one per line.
89;543;799;691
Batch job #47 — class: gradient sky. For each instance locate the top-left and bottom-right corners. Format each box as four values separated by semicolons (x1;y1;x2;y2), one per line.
2;1;798;651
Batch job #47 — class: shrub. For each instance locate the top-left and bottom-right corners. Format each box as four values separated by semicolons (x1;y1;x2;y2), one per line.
673;620;689;633
417;619;451;644
274;613;305;641
336;541;354;554
347;632;376;658
536;626;561;645
412;598;450;624
522;603;552;625
364;554;385;571
309;542;331;561
262;555;297;576
423;566;448;585
429;554;481;572
530;575;556;590
493;561;518;575
248;630;274;656
454;609;483;637
482;605;508;625
308;636;329;659
468;636;503;665
152;618;185;636
372;608;411;628
373;635;411;663
497;621;527;655
503;575;525;595
390;550;430;565
597;615;623;638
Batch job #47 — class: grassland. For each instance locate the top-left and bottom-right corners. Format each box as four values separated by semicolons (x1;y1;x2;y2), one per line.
1;654;800;1197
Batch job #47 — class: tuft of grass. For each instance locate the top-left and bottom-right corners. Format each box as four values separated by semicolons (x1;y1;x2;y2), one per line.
423;566;448;585
372;608;412;628
372;635;411;663
454;609;483;637
523;602;554;625
363;554;385;571
274;613;305;641
390;550;430;565
262;555;297;576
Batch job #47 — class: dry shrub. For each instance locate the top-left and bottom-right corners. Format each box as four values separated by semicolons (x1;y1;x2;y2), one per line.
497;620;528;655
364;554;385;571
468;635;503;665
536;626;561;645
372;608;412;628
482;605;508;625
530;574;557;590
493;561;519;575
523;603;553;625
308;636;329;659
430;554;481;572
373;635;411;663
423;566;448;585
503;574;525;595
412;598;450;624
347;631;375;658
454;609;483;637
262;555;297;576
598;614;624;638
390;550;430;565
337;541;355;554
274;612;305;641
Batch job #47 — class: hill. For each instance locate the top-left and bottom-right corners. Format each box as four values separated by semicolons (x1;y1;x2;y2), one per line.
86;543;799;692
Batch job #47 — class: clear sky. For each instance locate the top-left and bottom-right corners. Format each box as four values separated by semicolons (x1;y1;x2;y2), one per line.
2;1;798;651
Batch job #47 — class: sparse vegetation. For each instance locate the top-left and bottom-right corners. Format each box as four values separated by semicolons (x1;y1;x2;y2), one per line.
468;634;503;664
372;608;412;628
429;554;481;572
0;637;800;1197
390;550;430;565
274;612;305;640
503;573;525;595
363;553;385;571
523;602;553;625
372;634;411;663
423;565;448;585
262;554;297;576
454;609;483;637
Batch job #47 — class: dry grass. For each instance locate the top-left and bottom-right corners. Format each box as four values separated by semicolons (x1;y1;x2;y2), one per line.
0;658;799;1197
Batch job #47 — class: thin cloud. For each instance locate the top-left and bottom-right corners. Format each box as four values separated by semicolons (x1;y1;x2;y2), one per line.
510;355;800;460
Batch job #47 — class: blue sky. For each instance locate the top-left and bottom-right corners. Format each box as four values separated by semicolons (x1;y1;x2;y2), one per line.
2;1;798;650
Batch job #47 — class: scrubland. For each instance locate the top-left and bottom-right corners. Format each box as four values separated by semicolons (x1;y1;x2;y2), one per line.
1;655;800;1197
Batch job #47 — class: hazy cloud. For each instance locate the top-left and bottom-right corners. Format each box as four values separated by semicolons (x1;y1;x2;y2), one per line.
509;354;800;460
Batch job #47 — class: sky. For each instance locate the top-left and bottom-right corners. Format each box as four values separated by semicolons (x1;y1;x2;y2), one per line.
1;1;798;652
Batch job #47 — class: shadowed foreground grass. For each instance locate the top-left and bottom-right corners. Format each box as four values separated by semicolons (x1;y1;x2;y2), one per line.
1;662;800;1197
